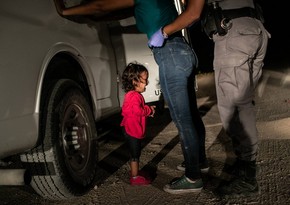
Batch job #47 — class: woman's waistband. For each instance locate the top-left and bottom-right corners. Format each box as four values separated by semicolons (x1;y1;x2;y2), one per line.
167;31;183;40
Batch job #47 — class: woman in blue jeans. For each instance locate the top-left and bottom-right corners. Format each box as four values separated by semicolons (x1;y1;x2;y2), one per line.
151;35;209;193
54;0;207;194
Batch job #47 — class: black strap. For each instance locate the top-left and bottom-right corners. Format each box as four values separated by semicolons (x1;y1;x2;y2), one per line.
222;7;258;20
168;31;183;40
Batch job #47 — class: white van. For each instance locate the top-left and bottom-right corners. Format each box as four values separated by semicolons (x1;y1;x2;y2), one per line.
0;0;164;200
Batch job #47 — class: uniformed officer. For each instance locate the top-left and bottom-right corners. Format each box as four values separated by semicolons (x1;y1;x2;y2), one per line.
203;0;271;197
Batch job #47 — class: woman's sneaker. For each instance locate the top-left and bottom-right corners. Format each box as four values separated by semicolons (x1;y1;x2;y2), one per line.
130;175;151;186
176;161;210;174
163;175;203;194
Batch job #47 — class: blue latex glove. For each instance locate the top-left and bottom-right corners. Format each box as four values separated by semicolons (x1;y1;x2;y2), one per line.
148;28;167;47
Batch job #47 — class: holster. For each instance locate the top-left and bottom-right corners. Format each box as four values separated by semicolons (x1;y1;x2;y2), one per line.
201;2;227;38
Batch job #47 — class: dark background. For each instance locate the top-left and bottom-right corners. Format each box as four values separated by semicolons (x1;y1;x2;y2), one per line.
189;1;290;72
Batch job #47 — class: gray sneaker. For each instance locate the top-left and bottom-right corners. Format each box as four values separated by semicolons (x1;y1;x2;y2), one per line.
177;161;209;174
163;175;203;194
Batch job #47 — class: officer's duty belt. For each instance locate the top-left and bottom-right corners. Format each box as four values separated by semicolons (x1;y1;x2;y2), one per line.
222;7;257;20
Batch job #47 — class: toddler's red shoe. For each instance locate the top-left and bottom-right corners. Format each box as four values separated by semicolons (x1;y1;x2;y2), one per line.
130;175;151;186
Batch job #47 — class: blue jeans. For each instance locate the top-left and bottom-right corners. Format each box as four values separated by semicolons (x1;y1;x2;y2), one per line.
152;37;206;179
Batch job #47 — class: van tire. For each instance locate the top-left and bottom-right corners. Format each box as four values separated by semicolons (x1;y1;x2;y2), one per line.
21;79;98;200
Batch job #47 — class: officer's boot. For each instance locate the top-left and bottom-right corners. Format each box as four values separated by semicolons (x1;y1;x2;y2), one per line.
217;160;259;197
222;158;243;178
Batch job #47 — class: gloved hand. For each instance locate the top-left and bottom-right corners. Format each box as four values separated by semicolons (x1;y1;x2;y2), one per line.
148;28;168;47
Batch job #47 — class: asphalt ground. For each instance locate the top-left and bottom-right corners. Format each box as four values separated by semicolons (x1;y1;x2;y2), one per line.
0;66;290;205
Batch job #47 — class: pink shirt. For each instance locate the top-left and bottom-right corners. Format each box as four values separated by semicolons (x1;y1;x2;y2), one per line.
120;91;152;139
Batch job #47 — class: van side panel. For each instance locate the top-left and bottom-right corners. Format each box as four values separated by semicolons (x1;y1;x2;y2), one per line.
0;1;118;158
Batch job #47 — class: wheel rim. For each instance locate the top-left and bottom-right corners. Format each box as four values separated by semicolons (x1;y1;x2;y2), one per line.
62;103;91;175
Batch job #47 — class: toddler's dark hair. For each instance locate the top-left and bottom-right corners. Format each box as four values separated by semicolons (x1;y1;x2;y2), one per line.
122;62;148;92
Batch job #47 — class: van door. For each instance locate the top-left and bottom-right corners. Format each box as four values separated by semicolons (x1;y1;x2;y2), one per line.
58;0;123;118
107;17;162;106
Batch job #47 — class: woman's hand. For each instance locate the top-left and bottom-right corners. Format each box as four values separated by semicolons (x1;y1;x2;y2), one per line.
148;28;167;48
